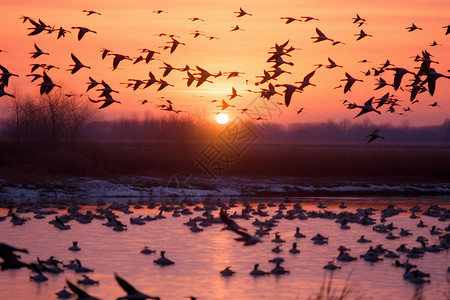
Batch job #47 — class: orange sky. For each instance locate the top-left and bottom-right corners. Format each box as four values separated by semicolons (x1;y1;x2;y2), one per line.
1;0;449;126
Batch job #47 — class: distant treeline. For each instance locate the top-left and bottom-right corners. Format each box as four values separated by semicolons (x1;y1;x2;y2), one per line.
84;117;450;144
0;91;449;146
0;92;449;179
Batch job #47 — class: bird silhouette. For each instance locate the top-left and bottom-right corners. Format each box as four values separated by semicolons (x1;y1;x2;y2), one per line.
276;84;301;107
354;97;381;118
29;43;49;59
68;53;90;74
71;27;97;40
366;129;385;143
341;73;363;93
234;7;252;17
115;273;160;300
311;28;334;43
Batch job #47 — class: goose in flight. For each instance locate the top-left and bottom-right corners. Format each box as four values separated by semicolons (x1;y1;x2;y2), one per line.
157;79;174;91
0;65;19;86
152;10;168;14
374;77;392;90
71;26;97;40
189;17;205;22
139;49;159;63
366;129;385;143
220;210;260;245
144;72;159;88
100;48;112;60
354;97;381;118
55;27;71;39
280;17;302;24
311;28;334;43
66;280;100;300
168;37;185;54
275;84;301;107
422;68;450;96
406;23;422;32
443;25;450;35
301;16;319;22
217;99;235;110
160;62;176;77
230;25;244;31
352;14;366;24
86;77;100;91
108;53;132;70
29;43;49;59
27;18;50;36
355;29;372;40
386;67;414;90
68;53;90;74
235;7;252;17
326;57;343;69
90;95;121;109
183;71;196;87
195;66;213;87
82;10;101;16
341;72;363;93
39;72;61;95
96;80;119;98
115;273;160;300
228;87;242;100
295;70;316;91
190;30;204;38
0;242;29;270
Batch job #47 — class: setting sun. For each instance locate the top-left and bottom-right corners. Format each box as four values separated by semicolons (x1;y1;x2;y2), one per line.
216;112;229;124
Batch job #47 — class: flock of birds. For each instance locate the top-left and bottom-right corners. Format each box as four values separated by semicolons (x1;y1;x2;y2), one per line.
1;198;450;299
0;7;449;140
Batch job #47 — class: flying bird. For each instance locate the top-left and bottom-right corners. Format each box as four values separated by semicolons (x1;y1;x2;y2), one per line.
228;87;241;100
219;210;260;245
280;17;302;24
217;99;235;110
301;16;319;22
0;65;19;86
230;25;244;32
443;25;450;35
108;53;132;70
386;67;415;90
71;26;97;40
27;18;50;36
66;280;100;300
234;7;252;17
326;57;343;69
311;28;334;43
422;68;450;96
354;97;381;118
296;70;316;91
82;10;101;16
355;29;372;40
406;23;422;32
275;84;301;107
29;43;49;59
0;242;29;270
115;273;160;300
341;73;363;93
366;129;385;144
189;17;205;22
68;53;90;74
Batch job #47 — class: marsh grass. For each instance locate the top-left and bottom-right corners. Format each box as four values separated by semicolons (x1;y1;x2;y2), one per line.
307;271;364;300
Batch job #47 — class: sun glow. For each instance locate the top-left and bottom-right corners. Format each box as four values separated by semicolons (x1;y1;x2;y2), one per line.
216;112;229;124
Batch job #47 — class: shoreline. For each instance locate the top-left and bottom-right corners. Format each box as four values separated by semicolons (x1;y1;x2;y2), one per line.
1;175;449;203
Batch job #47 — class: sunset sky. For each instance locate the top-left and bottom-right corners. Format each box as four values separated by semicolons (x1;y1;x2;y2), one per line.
1;0;449;126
